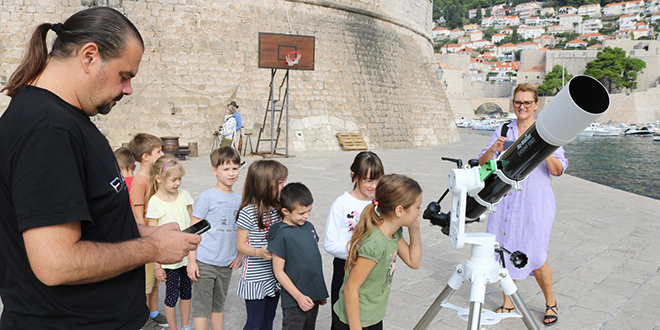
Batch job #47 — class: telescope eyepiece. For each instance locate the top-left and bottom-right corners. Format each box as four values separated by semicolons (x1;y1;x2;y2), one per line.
423;202;451;236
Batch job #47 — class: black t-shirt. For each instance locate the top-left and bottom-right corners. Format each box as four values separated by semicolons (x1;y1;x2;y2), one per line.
267;221;329;309
0;86;148;329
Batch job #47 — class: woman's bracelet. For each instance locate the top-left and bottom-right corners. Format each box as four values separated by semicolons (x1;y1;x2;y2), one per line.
154;265;162;270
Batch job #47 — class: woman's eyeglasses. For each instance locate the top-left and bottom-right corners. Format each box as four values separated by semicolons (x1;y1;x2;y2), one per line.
513;100;535;108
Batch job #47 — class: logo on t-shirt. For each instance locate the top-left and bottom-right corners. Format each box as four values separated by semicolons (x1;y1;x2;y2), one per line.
382;251;397;293
346;210;360;233
110;177;123;193
110;163;126;193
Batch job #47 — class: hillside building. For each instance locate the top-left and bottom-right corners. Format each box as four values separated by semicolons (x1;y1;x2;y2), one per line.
566;39;588;48
578;33;606;42
519;63;546;85
579;19;603;34
558;6;578;16
492;33;507;43
604;2;626;16
578;4;602;17
519;26;546;39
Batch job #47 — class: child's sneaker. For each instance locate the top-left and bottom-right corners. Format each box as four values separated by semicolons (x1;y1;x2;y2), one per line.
152;313;168;327
178;325;193;330
140;318;164;330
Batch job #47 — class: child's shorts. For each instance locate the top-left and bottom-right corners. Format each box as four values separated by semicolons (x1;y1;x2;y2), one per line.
192;261;233;317
145;262;159;294
282;303;320;330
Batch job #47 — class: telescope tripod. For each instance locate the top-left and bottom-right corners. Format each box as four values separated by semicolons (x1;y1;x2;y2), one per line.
416;158;540;330
413;233;539;330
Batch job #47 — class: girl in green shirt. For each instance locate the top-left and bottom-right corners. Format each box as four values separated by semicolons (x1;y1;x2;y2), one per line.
333;174;423;329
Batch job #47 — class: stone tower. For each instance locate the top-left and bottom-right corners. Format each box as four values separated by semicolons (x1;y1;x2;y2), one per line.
0;0;458;152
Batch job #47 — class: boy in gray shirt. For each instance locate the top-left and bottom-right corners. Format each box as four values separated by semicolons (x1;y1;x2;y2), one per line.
268;183;329;330
188;147;243;330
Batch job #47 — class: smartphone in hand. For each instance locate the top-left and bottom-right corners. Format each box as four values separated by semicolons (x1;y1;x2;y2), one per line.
503;140;514;149
182;219;211;235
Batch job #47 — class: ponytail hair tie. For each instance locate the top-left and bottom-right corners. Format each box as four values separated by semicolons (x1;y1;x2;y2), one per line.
51;23;63;36
163;163;168;170
373;200;382;217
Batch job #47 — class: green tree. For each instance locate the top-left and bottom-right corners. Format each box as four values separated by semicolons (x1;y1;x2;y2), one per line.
538;65;573;95
584;47;646;93
587;39;599;46
482;27;498;40
510;27;521;44
620;55;647;91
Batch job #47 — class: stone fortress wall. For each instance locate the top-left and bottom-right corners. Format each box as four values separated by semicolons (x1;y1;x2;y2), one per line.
0;0;458;153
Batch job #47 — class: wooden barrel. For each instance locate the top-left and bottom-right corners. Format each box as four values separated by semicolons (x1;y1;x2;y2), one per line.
161;136;180;151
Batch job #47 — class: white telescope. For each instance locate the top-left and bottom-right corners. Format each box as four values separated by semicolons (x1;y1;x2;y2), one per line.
417;75;610;330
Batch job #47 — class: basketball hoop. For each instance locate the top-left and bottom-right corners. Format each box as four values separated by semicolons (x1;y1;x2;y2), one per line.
285;51;302;66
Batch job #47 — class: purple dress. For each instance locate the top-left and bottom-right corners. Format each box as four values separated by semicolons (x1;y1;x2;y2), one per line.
479;120;568;280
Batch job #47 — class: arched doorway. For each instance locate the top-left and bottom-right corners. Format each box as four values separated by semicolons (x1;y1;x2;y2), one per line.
475;102;504;115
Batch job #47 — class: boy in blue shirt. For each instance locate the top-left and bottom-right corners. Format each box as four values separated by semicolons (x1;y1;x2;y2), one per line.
188;147;243;330
268;183;329;330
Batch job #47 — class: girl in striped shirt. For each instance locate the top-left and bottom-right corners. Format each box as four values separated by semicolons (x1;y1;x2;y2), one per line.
236;160;288;330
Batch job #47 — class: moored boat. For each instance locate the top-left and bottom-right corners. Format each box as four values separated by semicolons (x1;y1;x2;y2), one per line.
579;126;596;136
590;123;623;136
653;133;660;141
624;126;656;137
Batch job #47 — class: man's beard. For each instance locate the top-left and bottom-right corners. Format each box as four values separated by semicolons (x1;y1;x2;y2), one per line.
96;93;123;115
90;63;123;115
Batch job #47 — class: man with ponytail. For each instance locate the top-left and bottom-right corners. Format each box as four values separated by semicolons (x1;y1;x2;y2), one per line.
0;7;200;330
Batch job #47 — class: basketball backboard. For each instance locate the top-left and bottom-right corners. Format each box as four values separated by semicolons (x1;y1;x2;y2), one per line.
258;33;315;70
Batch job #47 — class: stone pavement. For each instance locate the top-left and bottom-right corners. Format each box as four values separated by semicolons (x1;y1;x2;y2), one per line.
168;132;660;330
2;132;659;329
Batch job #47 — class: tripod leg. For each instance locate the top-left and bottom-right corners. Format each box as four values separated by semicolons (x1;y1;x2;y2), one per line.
467;301;483;330
500;270;540;330
413;284;456;330
414;267;466;330
509;292;540;330
465;271;490;330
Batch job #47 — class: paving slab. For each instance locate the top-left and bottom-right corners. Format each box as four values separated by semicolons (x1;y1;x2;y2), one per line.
2;132;660;330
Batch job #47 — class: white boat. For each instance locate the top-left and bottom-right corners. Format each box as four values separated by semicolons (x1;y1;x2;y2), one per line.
590;123;623;136
653;133;660;141
578;126;596;137
624;126;656;136
454;118;472;128
471;119;498;131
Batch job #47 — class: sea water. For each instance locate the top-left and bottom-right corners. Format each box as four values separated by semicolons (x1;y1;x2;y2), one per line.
460;128;660;200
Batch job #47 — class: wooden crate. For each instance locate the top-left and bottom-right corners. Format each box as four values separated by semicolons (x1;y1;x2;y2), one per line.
335;133;367;151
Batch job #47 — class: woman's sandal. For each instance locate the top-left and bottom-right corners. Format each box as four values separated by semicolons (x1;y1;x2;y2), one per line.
544;303;559;326
494;305;515;313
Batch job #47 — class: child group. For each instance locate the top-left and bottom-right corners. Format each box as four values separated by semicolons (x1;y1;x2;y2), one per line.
114;132;423;330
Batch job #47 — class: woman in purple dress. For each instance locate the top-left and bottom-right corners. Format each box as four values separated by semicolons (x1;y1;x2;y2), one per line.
478;83;567;326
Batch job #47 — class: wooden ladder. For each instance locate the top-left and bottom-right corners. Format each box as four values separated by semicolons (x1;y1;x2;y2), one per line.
335;133;368;151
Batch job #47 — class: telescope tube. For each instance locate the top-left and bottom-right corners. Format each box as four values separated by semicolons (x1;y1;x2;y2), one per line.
465;75;610;219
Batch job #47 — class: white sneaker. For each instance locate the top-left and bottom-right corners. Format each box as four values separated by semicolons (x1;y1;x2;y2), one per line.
178;325;193;330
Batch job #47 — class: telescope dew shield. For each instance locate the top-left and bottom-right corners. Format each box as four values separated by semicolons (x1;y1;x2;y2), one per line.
465;75;610;219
